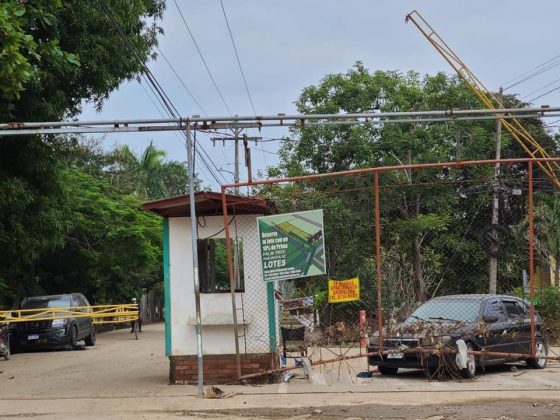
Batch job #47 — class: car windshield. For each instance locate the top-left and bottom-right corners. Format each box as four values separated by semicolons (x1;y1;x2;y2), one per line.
22;297;72;310
409;298;482;322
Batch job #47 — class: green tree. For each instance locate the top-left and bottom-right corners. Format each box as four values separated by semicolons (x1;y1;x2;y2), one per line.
269;63;556;305
513;192;560;288
36;169;162;303
0;0;164;122
108;141;198;200
0;137;72;300
537;193;560;287
0;1;164;305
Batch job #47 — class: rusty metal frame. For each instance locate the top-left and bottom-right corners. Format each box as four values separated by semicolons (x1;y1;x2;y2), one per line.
238;347;560;381
220;157;560;380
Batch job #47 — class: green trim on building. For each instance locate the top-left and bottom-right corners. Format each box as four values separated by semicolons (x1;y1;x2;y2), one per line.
266;282;277;352
163;217;172;356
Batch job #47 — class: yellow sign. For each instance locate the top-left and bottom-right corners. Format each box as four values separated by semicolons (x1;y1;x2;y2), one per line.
328;277;360;303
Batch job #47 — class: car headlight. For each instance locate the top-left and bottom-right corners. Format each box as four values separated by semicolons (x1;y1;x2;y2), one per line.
52;319;67;328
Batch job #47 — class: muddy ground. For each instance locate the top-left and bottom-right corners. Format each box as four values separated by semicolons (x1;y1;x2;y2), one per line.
201;400;560;419
1;323;559;419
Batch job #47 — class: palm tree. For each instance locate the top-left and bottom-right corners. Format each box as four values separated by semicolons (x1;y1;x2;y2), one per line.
534;192;560;287
110;141;195;200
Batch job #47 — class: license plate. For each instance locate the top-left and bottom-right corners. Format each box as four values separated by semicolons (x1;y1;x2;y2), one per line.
387;352;403;359
28;334;39;340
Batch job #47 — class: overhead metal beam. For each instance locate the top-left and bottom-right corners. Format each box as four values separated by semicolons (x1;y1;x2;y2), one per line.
1;106;560;136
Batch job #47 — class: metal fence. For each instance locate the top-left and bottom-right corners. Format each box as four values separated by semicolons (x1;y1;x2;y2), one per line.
221;158;560;381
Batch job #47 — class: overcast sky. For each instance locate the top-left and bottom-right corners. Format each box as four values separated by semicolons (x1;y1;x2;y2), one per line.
80;0;560;189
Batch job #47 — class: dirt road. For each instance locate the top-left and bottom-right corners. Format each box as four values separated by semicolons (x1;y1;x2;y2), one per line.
1;323;559;419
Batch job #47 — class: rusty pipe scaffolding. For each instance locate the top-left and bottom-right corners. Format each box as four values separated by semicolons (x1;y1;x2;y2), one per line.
222;157;560;189
222;157;560;381
238;347;560;381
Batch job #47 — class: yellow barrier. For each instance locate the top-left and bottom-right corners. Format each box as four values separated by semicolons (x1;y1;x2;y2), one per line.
0;304;139;325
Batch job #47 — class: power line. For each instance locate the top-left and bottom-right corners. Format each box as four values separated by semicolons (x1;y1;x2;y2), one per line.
173;0;233;116
543;119;560;127
97;0;226;185
504;53;560;86
527;85;560;103
139;82;221;183
217;0;266;165
98;1;178;118
522;76;560;100
504;57;560;91
252;147;279;156
218;0;257;116
156;46;208;115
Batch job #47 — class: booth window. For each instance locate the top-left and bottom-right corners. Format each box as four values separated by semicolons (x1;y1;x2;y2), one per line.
198;238;244;293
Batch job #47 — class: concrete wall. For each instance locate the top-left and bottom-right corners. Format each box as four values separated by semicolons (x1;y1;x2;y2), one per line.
168;215;274;356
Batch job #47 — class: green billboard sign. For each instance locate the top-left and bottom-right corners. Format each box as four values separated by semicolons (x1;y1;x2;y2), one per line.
257;209;326;282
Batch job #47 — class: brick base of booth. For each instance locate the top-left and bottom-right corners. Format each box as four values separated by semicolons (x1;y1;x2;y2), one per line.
169;353;276;384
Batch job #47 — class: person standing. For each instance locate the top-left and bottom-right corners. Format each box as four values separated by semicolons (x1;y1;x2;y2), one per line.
130;297;143;333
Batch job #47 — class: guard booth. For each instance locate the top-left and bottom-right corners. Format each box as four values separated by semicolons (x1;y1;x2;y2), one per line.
142;192;279;384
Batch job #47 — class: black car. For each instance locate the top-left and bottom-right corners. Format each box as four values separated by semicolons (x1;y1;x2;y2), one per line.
11;293;96;352
368;294;548;378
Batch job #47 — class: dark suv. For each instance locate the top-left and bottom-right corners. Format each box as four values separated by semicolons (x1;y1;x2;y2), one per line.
11;293;96;352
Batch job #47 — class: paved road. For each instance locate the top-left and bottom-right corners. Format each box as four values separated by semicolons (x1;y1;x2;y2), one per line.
0;322;559;418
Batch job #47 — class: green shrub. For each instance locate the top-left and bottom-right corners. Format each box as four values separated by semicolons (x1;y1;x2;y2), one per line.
513;287;560;342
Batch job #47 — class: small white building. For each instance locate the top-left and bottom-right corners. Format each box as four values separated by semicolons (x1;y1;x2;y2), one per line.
142;192;279;383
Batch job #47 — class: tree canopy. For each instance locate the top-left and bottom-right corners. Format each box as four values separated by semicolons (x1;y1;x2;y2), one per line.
0;1;166;306
265;63;558;310
0;0;164;122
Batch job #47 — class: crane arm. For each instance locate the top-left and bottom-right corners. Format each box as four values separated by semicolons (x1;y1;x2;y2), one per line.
406;10;560;188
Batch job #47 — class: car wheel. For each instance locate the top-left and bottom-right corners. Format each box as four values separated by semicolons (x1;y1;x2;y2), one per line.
460;342;477;379
84;325;96;346
68;325;78;349
526;339;548;369
1;344;9;360
378;366;398;375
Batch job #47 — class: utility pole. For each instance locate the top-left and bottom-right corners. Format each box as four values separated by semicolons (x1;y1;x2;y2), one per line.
211;128;262;193
185;122;203;398
489;87;503;294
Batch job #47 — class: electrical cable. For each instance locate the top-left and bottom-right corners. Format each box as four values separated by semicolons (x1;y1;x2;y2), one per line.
504;53;560;86
522;76;560;100
99;1;179;118
198;215;236;240
139;82;220;183
527;85;560;104
173;0;233;116
98;0;227;185
504;56;560;91
156;46;208;115
218;0;257;116
252;147;279;156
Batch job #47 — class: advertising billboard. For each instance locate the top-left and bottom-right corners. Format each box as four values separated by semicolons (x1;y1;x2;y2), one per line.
257;209;326;282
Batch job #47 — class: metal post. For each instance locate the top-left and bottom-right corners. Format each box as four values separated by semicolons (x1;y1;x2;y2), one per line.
528;161;536;358
373;173;383;354
221;187;242;379
243;134;252;184
489;87;503;294
211;127;259;195
234;136;239;194
186;123;204;397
